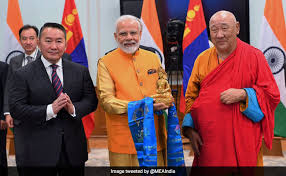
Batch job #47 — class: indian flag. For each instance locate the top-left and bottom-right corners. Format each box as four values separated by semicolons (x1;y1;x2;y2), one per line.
140;0;165;68
2;0;24;63
259;0;286;137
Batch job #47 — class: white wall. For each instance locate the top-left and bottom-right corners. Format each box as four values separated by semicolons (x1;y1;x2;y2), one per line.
0;0;286;84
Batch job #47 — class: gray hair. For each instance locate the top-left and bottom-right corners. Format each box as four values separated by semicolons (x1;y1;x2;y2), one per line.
115;15;142;33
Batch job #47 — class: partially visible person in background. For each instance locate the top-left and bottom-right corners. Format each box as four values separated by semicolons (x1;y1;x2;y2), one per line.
0;61;8;176
4;24;40;129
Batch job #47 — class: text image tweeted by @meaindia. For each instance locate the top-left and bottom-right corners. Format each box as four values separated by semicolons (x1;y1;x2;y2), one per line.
110;168;176;174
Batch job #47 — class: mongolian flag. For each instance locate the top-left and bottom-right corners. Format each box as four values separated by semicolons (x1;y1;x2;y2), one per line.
62;0;94;139
259;0;286;137
179;0;209;113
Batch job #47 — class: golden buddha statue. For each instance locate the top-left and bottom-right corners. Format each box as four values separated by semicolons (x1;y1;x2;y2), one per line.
151;66;174;107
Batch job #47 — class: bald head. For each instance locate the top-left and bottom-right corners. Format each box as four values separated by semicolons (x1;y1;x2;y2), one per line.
209;10;240;58
209;10;237;26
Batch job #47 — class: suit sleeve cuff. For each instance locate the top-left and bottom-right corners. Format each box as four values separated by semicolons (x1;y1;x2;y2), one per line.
3;112;10;121
70;106;76;117
182;113;194;128
241;88;264;123
46;104;57;121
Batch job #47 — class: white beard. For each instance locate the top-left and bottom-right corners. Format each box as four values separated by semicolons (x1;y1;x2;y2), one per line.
117;40;140;54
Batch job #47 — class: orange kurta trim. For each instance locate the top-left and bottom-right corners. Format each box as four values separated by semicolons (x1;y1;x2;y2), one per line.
185;47;220;113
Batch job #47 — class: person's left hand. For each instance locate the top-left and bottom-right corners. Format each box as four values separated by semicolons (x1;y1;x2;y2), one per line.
220;88;246;104
153;102;169;111
0;120;7;130
63;93;75;114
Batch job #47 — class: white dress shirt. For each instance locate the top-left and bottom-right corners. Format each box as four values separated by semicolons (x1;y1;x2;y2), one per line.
22;48;39;66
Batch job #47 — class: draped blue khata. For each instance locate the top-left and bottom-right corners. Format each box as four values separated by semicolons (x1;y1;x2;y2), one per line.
128;97;185;167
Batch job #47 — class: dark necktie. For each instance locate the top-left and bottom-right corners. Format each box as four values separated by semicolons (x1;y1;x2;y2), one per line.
51;64;63;97
26;56;33;64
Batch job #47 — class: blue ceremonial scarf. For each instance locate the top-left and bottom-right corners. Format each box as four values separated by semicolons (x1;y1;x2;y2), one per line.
128;97;185;167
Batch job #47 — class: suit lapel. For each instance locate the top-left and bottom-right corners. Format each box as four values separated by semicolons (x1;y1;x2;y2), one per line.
62;59;72;94
36;50;41;59
34;58;57;99
14;54;25;69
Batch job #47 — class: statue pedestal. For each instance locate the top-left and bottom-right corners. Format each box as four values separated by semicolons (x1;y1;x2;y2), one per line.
151;94;174;107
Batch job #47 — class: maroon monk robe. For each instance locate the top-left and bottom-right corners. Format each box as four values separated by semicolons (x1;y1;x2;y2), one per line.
190;39;280;166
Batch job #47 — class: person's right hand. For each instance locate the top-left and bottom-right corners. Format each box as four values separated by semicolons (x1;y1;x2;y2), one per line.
0;120;7;130
153;102;169;111
183;127;203;157
5;114;14;128
52;93;68;114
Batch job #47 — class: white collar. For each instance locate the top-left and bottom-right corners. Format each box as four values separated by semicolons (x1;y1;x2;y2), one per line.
25;47;38;59
41;55;63;69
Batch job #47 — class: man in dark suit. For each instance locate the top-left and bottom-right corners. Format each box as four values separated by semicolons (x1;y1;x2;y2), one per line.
0;62;8;176
9;22;97;176
4;24;40;129
4;24;72;129
4;24;71;132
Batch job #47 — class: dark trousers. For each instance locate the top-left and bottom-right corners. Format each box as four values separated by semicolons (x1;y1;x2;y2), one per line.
18;135;84;176
0;129;7;176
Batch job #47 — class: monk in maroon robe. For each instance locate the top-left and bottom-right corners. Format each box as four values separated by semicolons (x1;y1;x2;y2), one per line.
182;10;280;167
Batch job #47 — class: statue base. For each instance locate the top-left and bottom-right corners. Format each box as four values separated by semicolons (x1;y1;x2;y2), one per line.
151;94;174;107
